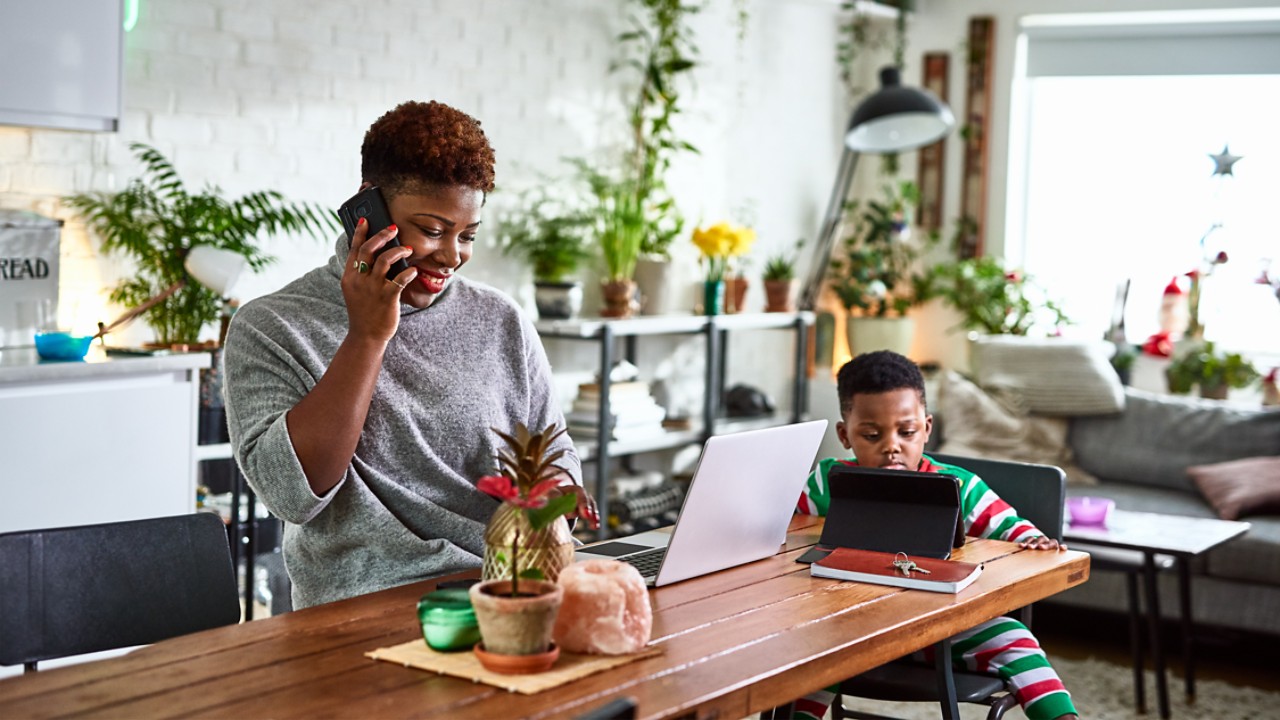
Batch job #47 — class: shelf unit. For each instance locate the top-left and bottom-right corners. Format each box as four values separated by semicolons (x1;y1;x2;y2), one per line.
536;311;814;540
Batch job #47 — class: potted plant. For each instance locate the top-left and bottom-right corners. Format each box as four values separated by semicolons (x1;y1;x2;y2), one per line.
1165;340;1260;399
495;188;593;320
762;238;804;313
471;423;579;672
63;143;334;348
914;255;1070;336
828;181;935;355
691;222;755;315
578;166;646;318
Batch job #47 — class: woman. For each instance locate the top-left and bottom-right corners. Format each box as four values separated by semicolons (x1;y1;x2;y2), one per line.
223;100;596;609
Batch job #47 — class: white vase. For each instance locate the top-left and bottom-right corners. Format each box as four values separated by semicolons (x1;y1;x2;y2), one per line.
846;316;915;357
634;258;677;316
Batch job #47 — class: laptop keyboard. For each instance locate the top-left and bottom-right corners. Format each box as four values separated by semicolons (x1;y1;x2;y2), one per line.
620;547;667;578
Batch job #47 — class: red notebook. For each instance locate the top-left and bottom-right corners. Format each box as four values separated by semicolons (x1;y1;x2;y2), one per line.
810;547;983;594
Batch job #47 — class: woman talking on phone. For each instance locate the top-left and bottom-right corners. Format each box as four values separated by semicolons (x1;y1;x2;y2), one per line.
223;101;597;609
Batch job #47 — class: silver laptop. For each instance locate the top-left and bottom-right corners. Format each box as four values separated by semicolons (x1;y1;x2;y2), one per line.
574;419;828;586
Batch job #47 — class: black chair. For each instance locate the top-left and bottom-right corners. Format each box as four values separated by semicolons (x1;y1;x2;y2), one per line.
573;697;637;720
0;512;241;672
833;454;1067;720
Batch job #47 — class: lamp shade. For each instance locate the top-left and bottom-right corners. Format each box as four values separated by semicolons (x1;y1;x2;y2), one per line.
184;246;247;297
845;66;955;153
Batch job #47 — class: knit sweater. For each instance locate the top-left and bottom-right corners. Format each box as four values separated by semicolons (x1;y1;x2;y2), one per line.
222;236;580;609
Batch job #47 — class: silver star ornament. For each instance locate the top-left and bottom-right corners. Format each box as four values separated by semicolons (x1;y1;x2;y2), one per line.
1209;145;1242;176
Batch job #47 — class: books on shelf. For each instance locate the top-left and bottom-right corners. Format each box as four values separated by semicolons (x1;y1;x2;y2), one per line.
809;547;983;594
567;422;668;443
576;380;650;398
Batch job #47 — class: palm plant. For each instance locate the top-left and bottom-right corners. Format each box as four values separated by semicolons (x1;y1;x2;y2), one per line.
64;143;335;346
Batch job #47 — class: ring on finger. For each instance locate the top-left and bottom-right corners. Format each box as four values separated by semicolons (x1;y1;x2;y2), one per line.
357;260;370;274
389;278;408;289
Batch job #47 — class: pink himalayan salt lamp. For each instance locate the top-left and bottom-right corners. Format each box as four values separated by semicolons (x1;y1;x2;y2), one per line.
553;559;652;655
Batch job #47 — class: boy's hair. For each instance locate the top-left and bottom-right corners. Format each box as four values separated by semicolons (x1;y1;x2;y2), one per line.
836;350;927;414
361;100;496;201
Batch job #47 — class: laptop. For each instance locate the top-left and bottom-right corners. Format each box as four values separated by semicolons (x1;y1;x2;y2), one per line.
796;464;964;565
574;419;828;586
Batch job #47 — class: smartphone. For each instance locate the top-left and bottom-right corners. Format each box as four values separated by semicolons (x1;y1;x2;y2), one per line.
336;186;411;281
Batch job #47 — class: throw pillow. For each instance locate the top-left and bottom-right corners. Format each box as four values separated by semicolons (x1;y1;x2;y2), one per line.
1187;456;1280;521
933;370;1099;486
969;335;1125;416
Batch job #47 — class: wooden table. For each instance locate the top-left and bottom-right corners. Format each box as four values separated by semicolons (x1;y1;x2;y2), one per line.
1065;509;1250;719
0;516;1089;719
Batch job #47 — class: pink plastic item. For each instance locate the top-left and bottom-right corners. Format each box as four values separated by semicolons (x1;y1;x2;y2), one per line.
553;559;652;655
1067;496;1114;527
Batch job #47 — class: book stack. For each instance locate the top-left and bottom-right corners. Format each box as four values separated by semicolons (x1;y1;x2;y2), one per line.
566;380;666;442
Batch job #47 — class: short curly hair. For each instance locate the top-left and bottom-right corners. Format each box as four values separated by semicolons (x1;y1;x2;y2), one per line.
837;350;927;414
360;100;496;200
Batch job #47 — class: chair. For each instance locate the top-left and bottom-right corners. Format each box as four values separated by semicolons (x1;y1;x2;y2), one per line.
0;512;241;672
573;697;637;720
833;454;1067;720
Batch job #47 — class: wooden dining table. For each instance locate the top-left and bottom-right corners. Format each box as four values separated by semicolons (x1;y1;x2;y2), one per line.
0;515;1089;719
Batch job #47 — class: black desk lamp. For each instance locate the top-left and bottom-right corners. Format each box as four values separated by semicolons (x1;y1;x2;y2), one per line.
799;66;956;311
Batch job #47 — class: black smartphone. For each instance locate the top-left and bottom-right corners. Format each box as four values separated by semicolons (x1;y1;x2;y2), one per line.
336;186;411;281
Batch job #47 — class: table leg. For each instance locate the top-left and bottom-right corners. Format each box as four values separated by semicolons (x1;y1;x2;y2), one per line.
1126;570;1146;714
1178;558;1195;704
1143;553;1170;719
935;638;960;720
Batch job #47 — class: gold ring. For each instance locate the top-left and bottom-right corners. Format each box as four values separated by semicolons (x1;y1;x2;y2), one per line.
357;261;370;274
390;279;407;289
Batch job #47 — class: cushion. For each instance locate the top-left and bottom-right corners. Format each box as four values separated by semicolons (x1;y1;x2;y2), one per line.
933;370;1098;486
1188;456;1280;521
969;335;1125;416
1070;388;1280;492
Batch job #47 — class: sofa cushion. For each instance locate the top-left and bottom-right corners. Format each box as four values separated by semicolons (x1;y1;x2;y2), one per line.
1069;388;1280;493
1188;456;1280;521
969;335;1125;416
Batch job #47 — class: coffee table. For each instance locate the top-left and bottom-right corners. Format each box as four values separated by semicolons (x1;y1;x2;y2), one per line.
1065;509;1250;718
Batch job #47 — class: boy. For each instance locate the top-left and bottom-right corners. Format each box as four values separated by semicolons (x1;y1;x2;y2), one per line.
793;351;1078;720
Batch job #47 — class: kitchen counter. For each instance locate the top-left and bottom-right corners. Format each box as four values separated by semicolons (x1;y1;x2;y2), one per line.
0;346;210;383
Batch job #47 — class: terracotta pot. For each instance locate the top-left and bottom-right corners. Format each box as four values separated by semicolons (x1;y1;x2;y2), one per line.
481;503;575;585
763;280;795;313
600;279;638;318
725;277;748;314
1199;383;1229;400
469;579;563;658
474;641;560;675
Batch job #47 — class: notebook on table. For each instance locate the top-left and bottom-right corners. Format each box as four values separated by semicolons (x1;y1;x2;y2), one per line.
810;546;983;593
796;464;964;565
574;420;828;587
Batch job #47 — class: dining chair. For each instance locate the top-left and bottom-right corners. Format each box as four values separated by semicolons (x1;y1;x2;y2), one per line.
573;696;638;720
833;454;1068;720
0;512;241;673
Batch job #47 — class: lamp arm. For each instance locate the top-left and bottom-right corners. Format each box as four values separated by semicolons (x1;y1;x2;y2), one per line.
799;147;861;311
92;279;187;340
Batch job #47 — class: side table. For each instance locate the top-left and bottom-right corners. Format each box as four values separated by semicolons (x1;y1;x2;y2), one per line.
1065;509;1250;719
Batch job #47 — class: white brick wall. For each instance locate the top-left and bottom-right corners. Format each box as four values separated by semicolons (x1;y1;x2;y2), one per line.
0;0;848;411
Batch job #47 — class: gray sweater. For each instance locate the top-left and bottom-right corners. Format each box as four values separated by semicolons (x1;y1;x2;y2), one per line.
222;237;580;609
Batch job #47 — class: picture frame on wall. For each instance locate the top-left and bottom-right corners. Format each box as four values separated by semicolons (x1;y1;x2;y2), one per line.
917;52;949;234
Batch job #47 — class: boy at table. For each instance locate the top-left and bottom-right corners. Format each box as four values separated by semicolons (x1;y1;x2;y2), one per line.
792;350;1079;720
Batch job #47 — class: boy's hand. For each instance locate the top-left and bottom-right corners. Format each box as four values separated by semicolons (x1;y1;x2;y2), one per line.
1019;536;1067;552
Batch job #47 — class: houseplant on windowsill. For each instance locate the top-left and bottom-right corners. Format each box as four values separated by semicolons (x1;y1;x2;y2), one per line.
762;238;804;313
914;255;1069;337
1165;340;1260;400
63;143;334;348
828;181;934;355
471;423;578;673
495;187;593;320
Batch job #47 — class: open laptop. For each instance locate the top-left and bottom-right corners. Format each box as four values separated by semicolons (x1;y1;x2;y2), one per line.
796;464;964;565
574;419;827;586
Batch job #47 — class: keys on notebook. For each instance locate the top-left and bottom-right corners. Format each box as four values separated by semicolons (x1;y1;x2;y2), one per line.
892;552;931;576
621;547;667;578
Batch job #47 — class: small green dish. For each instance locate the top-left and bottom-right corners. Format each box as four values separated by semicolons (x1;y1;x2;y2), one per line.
417;589;480;652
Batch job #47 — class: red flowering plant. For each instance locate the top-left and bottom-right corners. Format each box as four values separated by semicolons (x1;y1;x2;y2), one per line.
476;423;578;596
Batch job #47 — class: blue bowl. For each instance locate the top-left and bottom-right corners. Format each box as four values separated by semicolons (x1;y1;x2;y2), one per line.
34;332;93;361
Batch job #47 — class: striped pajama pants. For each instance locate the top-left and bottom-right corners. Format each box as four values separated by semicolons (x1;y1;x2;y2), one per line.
793;617;1077;720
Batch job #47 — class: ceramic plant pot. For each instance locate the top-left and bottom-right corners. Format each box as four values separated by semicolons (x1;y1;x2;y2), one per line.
763;280;795;313
702;280;725;316
533;281;582;320
634;258;677;316
846;316;915;357
725;276;748;314
601;279;638;318
469;579;563;660
481;503;575;585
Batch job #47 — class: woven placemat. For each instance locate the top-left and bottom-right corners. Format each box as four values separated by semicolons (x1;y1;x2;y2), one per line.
365;640;661;694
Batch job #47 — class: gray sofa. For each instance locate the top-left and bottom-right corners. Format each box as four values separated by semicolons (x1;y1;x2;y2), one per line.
1048;388;1280;637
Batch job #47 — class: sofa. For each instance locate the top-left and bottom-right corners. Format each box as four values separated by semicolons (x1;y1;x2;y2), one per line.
928;359;1280;639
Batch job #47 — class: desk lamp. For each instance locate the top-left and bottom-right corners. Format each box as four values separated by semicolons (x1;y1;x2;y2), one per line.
799;66;956;311
93;246;248;342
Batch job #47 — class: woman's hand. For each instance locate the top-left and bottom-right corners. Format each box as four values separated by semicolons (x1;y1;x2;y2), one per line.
341;218;417;344
1019;536;1067;552
551;482;600;530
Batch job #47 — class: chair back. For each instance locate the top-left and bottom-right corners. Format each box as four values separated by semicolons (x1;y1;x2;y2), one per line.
930;453;1066;541
0;512;241;668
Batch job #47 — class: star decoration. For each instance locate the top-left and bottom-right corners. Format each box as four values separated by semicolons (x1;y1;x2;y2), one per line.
1209;145;1242;176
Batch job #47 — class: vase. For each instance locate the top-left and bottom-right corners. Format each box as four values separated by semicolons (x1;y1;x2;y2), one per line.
533;281;582;320
634;258;678;316
702;280;725;316
725;276;748;314
469;579;563;659
763;280;795;313
846;316;915;357
600;279;638;318
481;502;575;585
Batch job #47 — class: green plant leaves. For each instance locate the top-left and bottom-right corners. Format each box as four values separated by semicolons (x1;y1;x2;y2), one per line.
526;494;577;531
